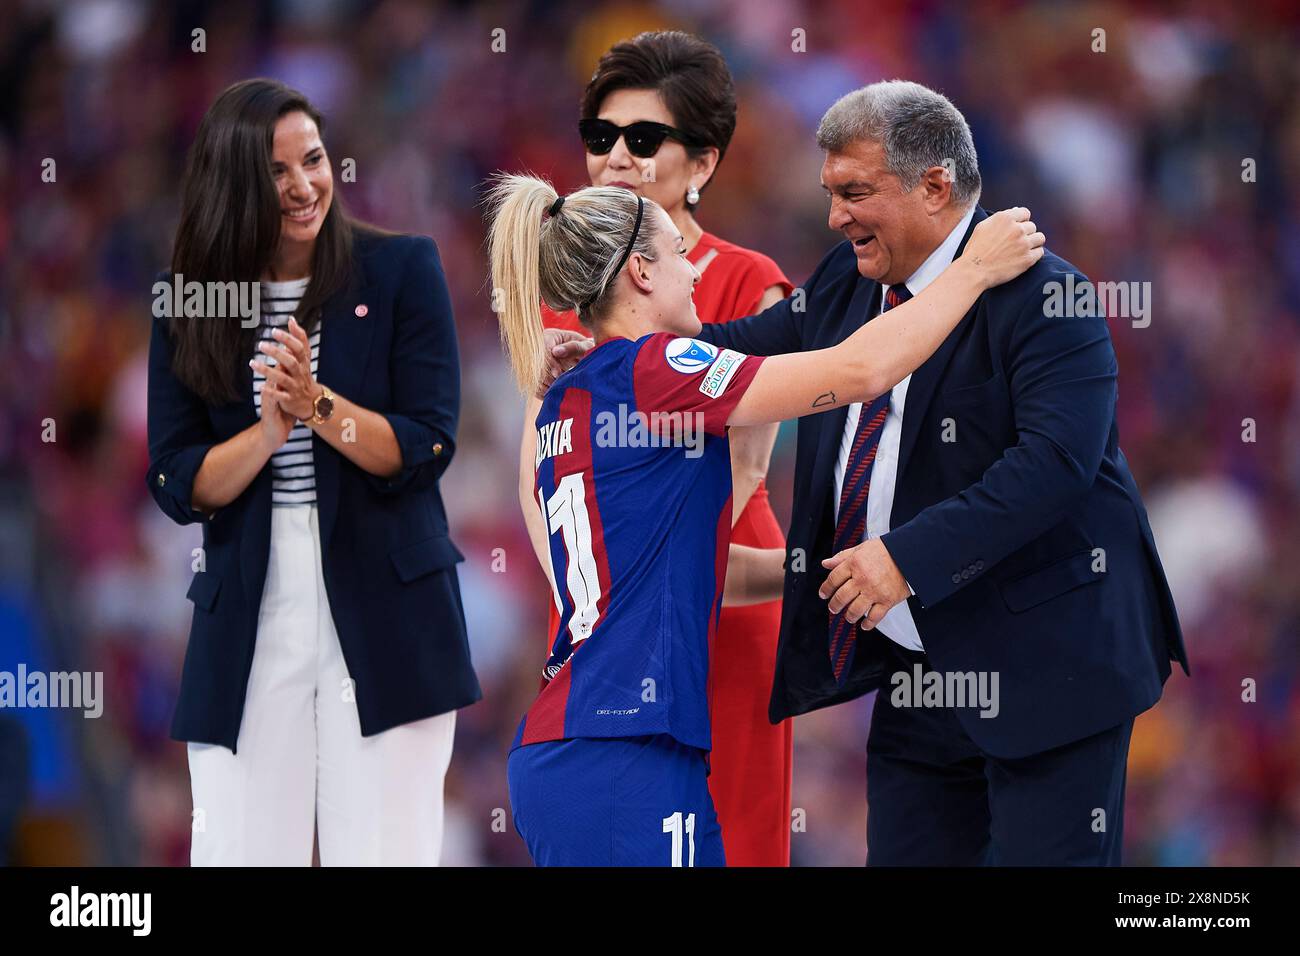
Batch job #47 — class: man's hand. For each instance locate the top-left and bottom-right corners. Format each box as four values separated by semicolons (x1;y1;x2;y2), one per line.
819;538;911;630
538;328;595;398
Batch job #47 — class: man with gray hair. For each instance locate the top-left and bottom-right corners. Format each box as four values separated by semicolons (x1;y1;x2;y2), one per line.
548;79;1186;865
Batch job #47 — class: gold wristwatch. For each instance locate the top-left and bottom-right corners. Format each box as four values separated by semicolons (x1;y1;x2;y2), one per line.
310;384;336;425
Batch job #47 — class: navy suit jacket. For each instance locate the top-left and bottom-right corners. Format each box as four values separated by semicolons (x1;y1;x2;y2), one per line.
147;231;482;751
697;208;1188;759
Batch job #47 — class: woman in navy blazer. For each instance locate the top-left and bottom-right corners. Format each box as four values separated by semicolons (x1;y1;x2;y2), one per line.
146;78;480;866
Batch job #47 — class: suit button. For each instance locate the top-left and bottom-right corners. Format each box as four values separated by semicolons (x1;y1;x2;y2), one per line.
432;443;443;455
961;569;971;580
951;573;961;584
157;473;166;487
975;560;985;571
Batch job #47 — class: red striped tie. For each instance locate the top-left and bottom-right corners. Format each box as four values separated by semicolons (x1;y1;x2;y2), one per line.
827;284;911;683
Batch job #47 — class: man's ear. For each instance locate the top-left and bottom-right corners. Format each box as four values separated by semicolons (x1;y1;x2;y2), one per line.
920;163;955;214
626;251;654;295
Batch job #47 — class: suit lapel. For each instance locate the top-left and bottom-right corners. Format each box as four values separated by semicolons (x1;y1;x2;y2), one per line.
892;207;987;498
314;264;378;548
315;277;378;403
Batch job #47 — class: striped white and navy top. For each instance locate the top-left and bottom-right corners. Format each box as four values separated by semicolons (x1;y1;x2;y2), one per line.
253;277;320;505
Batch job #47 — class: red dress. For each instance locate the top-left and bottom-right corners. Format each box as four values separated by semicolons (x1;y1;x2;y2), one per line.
539;231;794;865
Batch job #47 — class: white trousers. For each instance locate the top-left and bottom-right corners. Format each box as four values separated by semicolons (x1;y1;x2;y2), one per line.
188;504;456;866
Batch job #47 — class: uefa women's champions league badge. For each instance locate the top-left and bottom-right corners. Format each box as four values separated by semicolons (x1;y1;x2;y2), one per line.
665;337;718;373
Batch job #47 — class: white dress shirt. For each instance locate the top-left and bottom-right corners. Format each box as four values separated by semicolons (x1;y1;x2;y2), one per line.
831;205;976;652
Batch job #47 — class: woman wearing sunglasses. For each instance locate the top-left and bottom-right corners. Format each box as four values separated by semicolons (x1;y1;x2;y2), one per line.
517;30;796;867
491;173;1043;866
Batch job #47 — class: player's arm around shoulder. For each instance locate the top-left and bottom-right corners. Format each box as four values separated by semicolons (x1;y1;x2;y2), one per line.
729;207;1044;428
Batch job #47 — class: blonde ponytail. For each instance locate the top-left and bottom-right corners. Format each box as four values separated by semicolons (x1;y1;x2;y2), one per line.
485;173;554;395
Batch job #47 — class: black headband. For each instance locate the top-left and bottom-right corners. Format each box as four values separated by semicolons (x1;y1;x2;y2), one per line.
581;195;645;310
547;196;565;217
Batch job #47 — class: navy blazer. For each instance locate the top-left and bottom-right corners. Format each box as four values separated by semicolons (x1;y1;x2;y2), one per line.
697;208;1188;759
147;231;482;751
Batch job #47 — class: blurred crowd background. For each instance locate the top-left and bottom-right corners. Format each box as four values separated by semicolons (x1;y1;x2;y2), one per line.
1;0;1297;866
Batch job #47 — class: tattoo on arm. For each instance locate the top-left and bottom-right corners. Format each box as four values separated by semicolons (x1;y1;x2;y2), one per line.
812;391;836;408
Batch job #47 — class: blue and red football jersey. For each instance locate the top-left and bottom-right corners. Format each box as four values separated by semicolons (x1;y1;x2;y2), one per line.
514;331;765;752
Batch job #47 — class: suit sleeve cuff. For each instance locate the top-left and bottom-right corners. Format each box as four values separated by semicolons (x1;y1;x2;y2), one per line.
147;443;215;525
363;412;453;495
881;529;947;609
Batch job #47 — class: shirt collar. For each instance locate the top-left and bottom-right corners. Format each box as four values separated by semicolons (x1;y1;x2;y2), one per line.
881;204;978;305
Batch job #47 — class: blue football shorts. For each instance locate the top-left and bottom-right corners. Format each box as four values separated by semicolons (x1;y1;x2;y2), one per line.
508;733;725;867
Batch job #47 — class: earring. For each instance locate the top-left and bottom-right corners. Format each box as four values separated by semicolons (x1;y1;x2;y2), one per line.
686;184;700;205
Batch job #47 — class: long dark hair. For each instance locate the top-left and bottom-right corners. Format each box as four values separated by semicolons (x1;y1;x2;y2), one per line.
581;31;737;206
168;78;357;404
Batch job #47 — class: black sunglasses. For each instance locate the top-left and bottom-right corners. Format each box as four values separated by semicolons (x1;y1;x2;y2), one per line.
578;118;702;158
